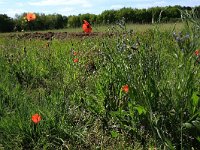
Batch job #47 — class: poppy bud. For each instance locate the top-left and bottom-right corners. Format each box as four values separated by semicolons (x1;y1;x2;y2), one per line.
195;49;199;56
32;113;41;124
122;84;129;93
73;58;79;63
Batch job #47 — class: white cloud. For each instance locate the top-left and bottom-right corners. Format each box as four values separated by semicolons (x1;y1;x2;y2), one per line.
132;0;169;9
0;8;26;18
110;4;124;10
56;7;77;15
132;0;156;2
153;1;167;6
0;0;4;4
29;0;92;7
37;6;85;16
16;2;25;7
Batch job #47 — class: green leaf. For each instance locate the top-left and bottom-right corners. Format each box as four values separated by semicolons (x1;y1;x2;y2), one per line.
196;136;200;142
183;122;193;129
134;105;146;115
165;138;175;150
110;130;119;138
192;120;200;131
192;92;199;107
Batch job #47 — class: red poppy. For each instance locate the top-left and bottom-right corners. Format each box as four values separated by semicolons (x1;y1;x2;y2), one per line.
73;51;78;56
195;49;199;56
122;84;129;93
26;13;36;22
82;20;92;33
73;58;79;63
32;113;41;124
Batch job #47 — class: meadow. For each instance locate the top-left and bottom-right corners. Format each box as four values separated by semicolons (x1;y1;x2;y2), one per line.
0;18;200;149
35;22;184;33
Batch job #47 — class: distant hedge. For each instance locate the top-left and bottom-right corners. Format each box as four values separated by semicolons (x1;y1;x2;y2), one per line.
0;14;15;32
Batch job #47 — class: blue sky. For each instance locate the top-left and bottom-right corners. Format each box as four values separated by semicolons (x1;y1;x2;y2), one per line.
0;0;200;18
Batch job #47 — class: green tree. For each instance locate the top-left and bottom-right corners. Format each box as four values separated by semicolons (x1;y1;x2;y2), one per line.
100;10;117;24
67;15;81;28
117;7;136;23
0;14;14;32
148;7;162;23
162;6;181;22
79;13;97;25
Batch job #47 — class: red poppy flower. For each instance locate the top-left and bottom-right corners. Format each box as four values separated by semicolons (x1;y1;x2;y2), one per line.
73;51;78;56
32;113;41;124
26;13;36;22
195;49;199;56
73;58;79;63
122;84;129;93
82;20;92;33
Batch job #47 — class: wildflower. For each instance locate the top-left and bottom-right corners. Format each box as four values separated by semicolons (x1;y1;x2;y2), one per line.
195;49;199;56
73;51;78;56
82;20;92;33
32;113;41;124
185;33;190;39
23;16;27;22
26;13;36;22
122;84;129;93
73;58;79;63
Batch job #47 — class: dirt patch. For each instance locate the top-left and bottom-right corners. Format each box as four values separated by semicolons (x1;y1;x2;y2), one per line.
6;32;115;40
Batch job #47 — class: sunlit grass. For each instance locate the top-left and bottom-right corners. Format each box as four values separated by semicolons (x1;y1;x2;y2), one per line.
39;22;184;33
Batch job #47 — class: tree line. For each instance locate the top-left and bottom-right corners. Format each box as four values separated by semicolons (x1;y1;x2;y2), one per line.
0;5;200;32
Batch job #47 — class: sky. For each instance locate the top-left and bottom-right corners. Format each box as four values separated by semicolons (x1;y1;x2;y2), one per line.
0;0;200;18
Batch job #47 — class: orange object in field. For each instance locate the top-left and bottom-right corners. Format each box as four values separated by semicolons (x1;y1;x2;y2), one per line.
26;13;36;21
195;49;199;56
122;84;129;93
82;20;92;33
73;58;79;63
31;113;41;124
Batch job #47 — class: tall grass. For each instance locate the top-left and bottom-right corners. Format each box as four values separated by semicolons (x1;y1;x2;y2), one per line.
0;13;200;149
0;22;184;36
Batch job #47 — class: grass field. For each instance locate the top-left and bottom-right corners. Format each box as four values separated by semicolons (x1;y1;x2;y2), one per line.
0;22;184;36
0;20;200;149
42;22;184;33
